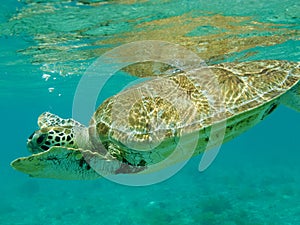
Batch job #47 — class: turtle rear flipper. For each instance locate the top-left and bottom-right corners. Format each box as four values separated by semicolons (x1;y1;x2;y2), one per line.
11;147;144;180
280;81;300;112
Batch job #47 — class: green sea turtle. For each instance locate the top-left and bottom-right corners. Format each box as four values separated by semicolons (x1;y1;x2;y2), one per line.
11;60;300;180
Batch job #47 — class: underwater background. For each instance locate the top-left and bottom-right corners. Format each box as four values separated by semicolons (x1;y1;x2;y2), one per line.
1;0;300;224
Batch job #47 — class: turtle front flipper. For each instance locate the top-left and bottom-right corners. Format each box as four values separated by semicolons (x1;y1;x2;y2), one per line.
10;147;145;180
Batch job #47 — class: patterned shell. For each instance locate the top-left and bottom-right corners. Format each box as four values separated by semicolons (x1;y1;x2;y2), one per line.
89;60;300;151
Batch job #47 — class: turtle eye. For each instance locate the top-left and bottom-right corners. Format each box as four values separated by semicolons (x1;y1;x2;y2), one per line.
36;134;47;144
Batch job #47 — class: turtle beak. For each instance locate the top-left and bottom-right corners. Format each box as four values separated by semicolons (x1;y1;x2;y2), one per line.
27;131;46;154
28;132;34;141
26;132;35;153
27;140;35;153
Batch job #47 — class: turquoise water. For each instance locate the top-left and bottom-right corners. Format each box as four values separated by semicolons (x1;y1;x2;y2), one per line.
1;0;300;224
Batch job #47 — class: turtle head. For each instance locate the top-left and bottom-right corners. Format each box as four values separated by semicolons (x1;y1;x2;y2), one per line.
27;112;89;154
27;127;77;154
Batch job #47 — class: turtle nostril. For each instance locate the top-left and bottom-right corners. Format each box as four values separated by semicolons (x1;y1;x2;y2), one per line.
28;132;35;140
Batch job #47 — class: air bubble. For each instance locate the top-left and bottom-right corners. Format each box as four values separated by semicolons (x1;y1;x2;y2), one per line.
42;74;51;81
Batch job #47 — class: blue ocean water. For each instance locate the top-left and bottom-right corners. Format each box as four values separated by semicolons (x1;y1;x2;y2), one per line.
1;0;300;224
